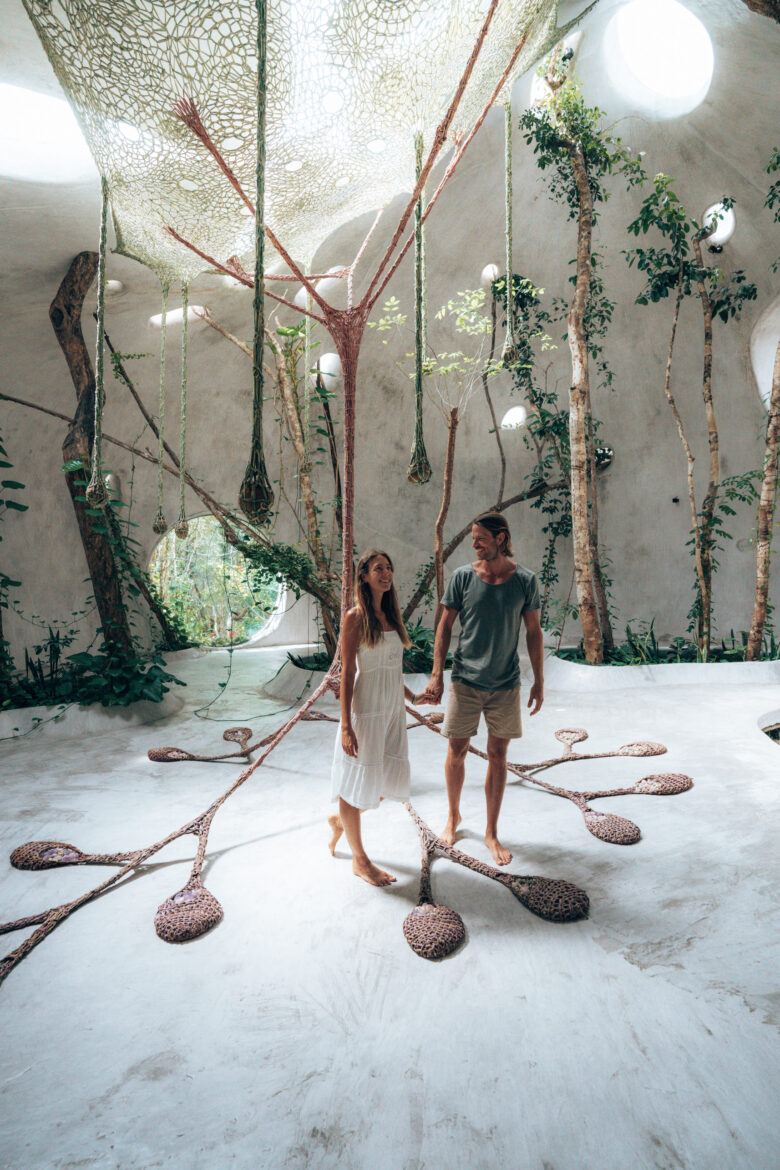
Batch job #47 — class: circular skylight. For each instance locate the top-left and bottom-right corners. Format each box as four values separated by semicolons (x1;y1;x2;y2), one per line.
285;159;303;172
0;83;96;184
367;139;386;154
703;202;736;246
501;405;528;430
605;0;713;118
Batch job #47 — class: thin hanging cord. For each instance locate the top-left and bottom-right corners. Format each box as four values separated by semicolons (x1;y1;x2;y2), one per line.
175;281;190;538
152;283;169;534
503;101;516;363
303;290;312;470
85;176;110;507
408;130;432;485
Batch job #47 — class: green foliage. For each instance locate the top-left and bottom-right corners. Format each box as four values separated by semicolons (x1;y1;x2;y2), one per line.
1;626;183;710
626;175;757;320
402;620;453;673
1;427;28;677
149;516;280;647
766;147;780;272
287;622;450;675
685;469;762;637
518;77;645;221
557;621;780;665
241;537;327;603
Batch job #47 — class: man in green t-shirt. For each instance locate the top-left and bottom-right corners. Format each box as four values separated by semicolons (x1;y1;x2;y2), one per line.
417;512;544;865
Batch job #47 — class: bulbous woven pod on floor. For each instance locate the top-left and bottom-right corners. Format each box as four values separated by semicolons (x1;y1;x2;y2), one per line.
11;841;85;870
633;773;694;795
501;873;590;922
403;903;466;960
154;880;224;943
582;810;642;845
403;831;466;961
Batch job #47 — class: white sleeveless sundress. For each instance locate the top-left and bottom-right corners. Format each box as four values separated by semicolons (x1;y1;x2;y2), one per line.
331;630;410;810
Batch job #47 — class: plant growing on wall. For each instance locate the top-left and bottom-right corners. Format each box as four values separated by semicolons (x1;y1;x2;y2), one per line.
520;75;645;664
626;174;758;658
747;146;780;659
0;426;28;683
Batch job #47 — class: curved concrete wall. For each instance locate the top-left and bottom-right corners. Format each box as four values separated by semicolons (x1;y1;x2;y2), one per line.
1;0;779;664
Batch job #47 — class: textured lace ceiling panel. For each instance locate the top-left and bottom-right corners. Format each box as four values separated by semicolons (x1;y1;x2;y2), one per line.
22;0;570;281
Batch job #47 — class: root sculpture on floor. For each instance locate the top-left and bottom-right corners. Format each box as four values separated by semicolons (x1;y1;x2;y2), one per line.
1;713;692;982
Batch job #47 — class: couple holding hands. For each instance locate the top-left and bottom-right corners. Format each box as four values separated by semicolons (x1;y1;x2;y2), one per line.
328;512;545;886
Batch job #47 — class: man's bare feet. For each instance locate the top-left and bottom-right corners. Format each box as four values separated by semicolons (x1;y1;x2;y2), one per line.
485;835;512;866
327;814;344;856
441;814;462;847
352;857;397;886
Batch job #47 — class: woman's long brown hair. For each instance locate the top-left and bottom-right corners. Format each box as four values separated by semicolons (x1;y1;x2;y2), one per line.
354;549;411;649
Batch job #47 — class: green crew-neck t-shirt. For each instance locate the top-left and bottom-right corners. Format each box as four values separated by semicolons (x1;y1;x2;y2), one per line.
440;564;540;691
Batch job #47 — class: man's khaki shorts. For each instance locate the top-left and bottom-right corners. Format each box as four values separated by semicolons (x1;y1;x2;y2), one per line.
442;679;523;740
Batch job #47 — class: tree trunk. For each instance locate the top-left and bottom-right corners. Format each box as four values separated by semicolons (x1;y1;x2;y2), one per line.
747;339;780;659
692;236;719;658
50;253;133;656
585;397;614;652
433;407;459;627
661;263;708;651
566;147;603;664
267;330;339;655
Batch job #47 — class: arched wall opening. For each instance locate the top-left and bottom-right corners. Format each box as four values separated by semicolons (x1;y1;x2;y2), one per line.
148;515;284;648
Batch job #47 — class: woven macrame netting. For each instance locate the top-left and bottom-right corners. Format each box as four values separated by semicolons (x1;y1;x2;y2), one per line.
22;0;574;279
403;903;466;960
154;883;224;943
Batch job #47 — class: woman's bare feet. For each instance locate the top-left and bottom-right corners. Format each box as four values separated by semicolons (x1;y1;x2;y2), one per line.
352;856;397;886
485;835;512;866
441;814;462;847
327;814;344;856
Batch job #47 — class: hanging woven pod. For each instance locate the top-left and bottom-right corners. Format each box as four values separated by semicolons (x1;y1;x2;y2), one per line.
152;279;170;535
85;176;110;508
174;280;190;538
240;2;274;524
500;102;520;369
406;132;432;486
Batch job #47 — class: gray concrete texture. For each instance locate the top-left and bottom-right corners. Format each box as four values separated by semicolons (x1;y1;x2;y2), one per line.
2;0;780;662
1;648;778;1168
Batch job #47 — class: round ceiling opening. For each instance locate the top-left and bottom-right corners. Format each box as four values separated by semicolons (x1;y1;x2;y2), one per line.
605;0;714;119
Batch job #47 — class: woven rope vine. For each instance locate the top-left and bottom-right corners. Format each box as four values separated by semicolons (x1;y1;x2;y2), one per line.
3;1;608;986
175;281;190;538
407;131;433;485
239;0;274;525
84;176;110;508
152;283;169;535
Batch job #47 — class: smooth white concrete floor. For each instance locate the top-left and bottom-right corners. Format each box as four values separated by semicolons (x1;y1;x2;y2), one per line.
1;648;778;1170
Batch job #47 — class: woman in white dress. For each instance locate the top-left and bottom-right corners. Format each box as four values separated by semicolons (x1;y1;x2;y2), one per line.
328;549;416;886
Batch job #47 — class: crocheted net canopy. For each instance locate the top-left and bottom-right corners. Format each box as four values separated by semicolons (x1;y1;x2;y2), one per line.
23;0;573;282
